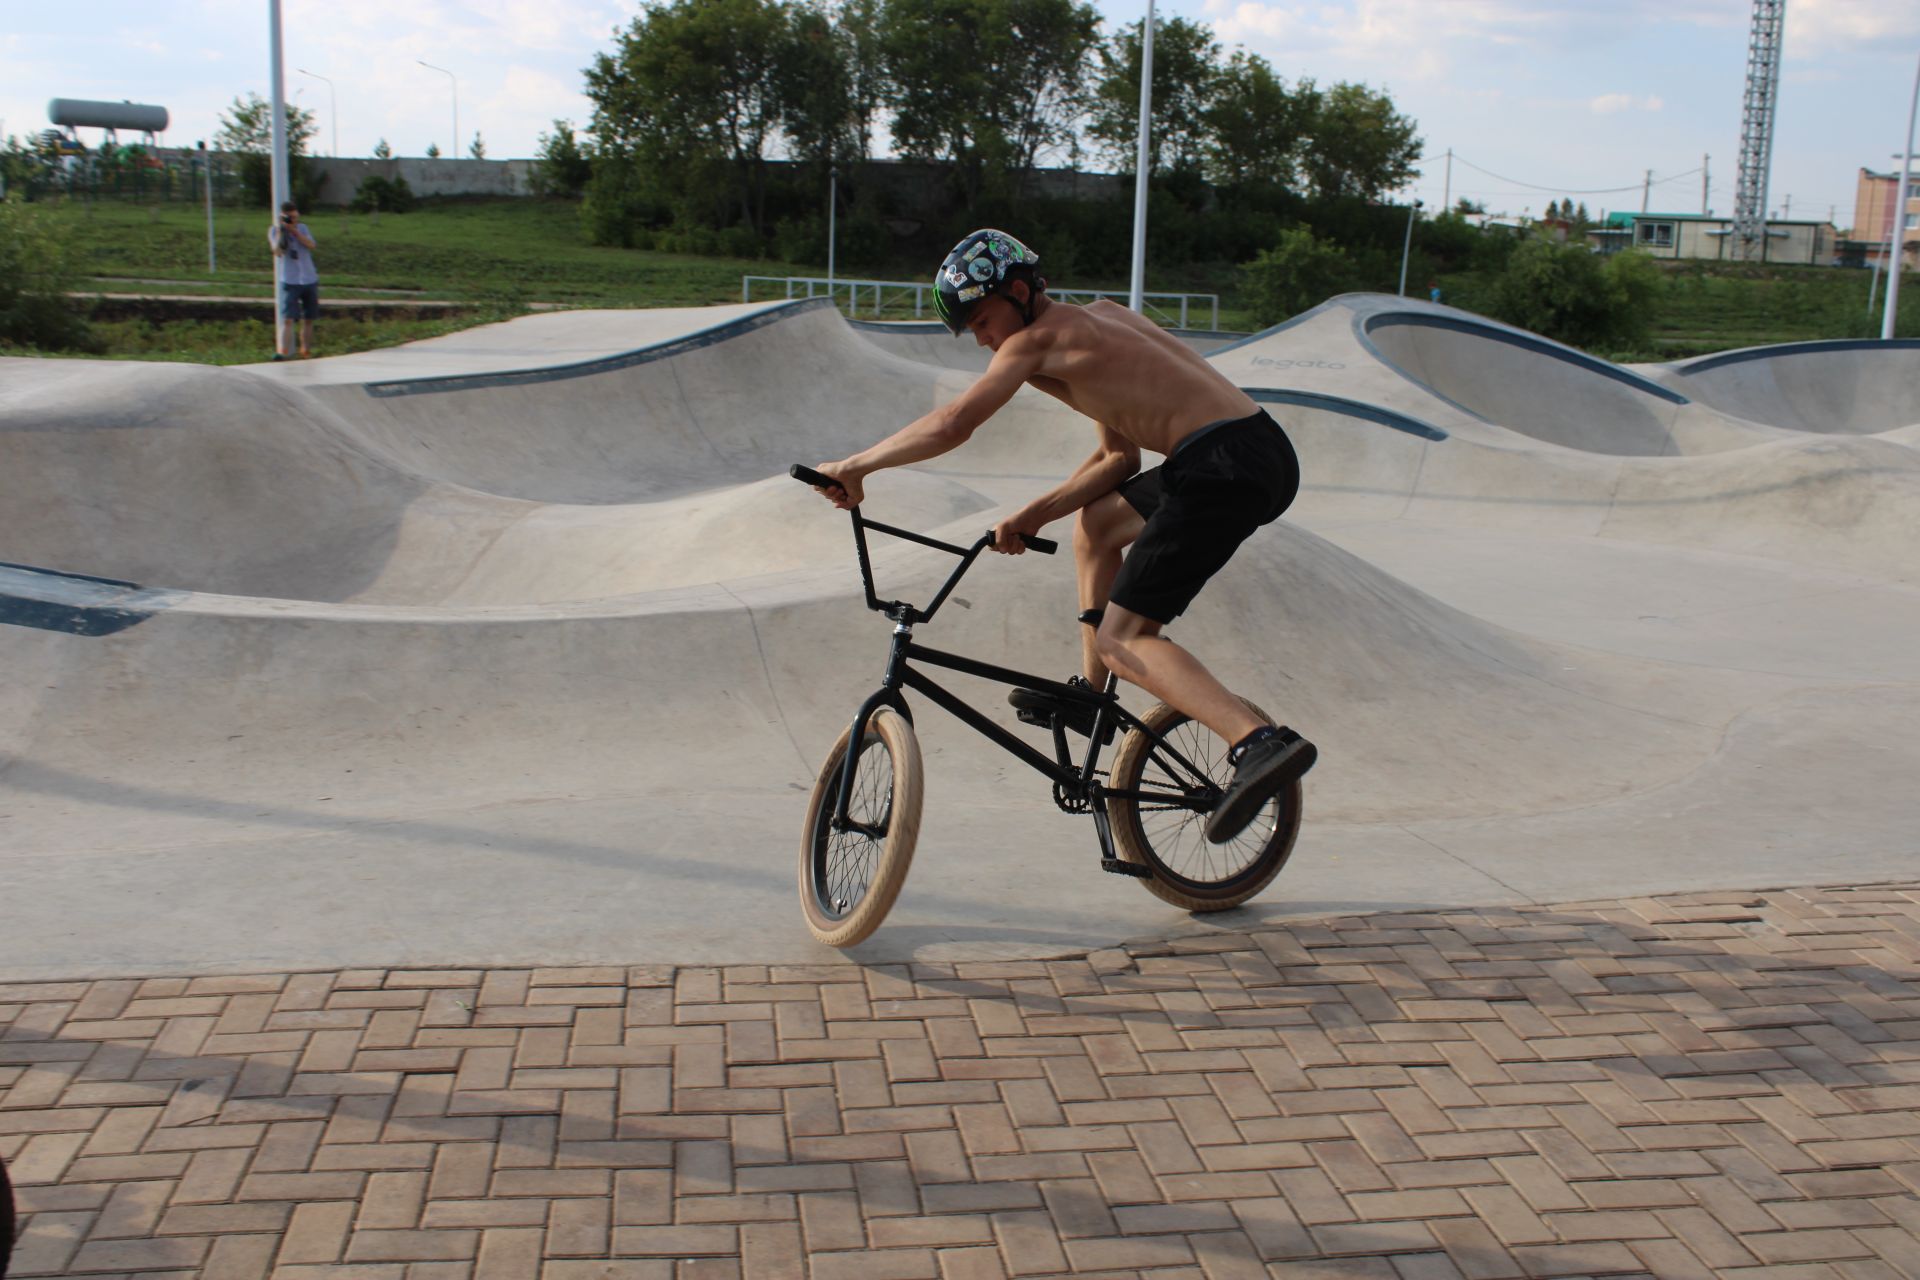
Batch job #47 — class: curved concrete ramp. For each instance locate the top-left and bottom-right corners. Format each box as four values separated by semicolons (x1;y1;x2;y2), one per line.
1212;296;1788;456
1652;339;1920;435
2;297;1917;980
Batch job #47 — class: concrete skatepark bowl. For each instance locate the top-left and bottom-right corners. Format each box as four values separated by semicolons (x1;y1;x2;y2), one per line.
3;295;1918;982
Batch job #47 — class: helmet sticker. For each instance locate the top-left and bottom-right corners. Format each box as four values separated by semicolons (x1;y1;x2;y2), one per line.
943;265;970;287
967;257;995;281
957;285;985;302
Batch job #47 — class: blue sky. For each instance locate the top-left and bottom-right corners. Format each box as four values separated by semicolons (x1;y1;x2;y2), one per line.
3;0;1914;231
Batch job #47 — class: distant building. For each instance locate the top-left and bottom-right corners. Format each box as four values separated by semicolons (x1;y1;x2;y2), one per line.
1588;211;1837;265
1852;167;1918;268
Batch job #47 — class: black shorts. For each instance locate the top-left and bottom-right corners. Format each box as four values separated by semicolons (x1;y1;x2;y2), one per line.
281;281;320;320
1107;408;1300;625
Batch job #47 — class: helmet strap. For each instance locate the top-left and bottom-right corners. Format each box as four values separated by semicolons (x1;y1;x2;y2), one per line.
1014;278;1038;327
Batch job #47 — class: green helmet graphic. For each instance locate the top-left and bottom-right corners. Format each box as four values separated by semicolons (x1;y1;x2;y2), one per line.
932;229;1041;335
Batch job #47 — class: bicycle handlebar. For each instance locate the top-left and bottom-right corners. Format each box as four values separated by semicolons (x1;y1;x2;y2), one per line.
788;464;1057;555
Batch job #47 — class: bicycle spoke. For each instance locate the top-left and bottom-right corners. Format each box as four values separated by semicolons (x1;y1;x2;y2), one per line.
1130;718;1280;886
818;737;895;918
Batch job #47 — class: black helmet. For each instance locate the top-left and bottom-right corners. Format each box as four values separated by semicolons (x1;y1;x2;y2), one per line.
932;229;1042;335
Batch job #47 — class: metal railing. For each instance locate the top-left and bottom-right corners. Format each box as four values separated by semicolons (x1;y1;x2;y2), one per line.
743;275;1220;330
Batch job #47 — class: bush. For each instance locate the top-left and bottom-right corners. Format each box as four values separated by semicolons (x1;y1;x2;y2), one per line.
0;198;97;352
1239;225;1358;326
581;153;666;248
1486;239;1662;350
350;174;416;214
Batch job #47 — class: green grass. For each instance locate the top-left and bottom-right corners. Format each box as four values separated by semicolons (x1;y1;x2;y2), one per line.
16;196;1912;364
48;198;804;308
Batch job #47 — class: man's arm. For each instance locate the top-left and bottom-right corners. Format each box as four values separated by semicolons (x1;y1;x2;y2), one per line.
990;424;1138;553
294;224;316;250
812;333;1042;508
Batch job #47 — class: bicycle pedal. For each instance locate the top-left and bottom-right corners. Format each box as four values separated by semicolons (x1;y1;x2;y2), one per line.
1099;858;1153;879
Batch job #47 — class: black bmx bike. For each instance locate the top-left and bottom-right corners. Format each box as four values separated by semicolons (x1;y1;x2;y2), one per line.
790;465;1304;947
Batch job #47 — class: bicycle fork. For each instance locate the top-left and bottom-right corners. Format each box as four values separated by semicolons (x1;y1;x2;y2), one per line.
830;623;916;835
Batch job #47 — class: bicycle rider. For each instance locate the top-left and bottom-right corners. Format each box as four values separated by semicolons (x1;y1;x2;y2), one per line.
809;229;1316;843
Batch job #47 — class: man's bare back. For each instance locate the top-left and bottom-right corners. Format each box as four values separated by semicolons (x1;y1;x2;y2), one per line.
1013;299;1257;456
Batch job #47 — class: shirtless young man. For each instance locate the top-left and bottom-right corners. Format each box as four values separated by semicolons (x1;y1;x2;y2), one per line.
811;229;1316;842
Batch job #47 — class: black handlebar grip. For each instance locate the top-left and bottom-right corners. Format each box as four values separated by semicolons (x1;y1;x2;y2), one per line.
790;463;842;490
984;530;1057;554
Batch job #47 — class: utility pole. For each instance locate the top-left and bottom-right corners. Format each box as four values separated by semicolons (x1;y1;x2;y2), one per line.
1127;0;1155;312
1702;155;1710;215
1884;51;1919;341
1783;193;1792;218
1642;169;1652;213
1443;148;1452;213
199;140;215;274
269;0;289;355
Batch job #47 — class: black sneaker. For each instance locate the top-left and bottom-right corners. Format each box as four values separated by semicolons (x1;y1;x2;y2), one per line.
1008;677;1110;742
1204;728;1317;844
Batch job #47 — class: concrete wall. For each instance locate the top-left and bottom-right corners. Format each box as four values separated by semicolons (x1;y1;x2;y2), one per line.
308;157;536;205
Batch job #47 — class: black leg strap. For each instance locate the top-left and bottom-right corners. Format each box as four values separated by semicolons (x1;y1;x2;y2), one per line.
1077;608;1105;628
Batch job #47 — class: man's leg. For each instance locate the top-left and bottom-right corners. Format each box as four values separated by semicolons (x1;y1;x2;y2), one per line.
1073;492;1143;685
1094;604;1265;745
299;315;314;356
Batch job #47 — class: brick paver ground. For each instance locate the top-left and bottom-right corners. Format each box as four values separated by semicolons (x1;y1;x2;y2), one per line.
6;883;1920;1279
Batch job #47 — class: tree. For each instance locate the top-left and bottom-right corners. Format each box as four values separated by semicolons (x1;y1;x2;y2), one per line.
586;0;791;234
469;132;486;159
532;120;592;198
215;92;319;206
426;142;441;158
1204;51;1312;190
837;0;887;161
1297;81;1420;202
1454;196;1486;216
879;0;1101;207
373;138;392;159
777;1;858;173
1088;15;1219;177
1544;198;1560;220
1240;225;1357;326
1487;238;1662;349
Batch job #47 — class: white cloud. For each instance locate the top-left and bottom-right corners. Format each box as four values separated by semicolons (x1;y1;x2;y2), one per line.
1590;93;1664;114
1784;0;1920;57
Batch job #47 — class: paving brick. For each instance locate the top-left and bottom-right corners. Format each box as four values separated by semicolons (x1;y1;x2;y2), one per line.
18;886;1920;1280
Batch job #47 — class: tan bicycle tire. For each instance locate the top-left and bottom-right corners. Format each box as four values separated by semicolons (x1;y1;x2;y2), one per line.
1107;698;1302;912
799;709;924;947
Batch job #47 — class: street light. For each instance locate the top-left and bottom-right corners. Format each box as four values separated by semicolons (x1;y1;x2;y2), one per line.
1884;52;1919;341
826;165;839;297
296;68;336;157
1127;0;1156;312
1398;198;1423;296
417;60;457;158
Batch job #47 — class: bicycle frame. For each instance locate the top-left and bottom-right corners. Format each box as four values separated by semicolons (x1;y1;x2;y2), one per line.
820;501;1221;855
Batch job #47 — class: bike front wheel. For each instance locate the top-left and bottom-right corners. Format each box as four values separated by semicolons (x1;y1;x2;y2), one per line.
1107;698;1302;911
800;708;924;947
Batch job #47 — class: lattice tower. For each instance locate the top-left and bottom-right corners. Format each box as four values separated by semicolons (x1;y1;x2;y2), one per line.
1731;0;1786;261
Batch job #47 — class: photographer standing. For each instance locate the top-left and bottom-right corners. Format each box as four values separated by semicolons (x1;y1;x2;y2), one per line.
268;201;319;359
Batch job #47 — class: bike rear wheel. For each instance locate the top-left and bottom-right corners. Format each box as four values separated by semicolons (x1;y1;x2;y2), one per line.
800;709;924;947
1107;699;1301;911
